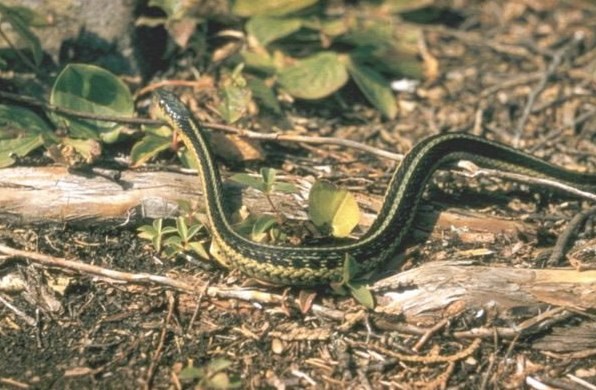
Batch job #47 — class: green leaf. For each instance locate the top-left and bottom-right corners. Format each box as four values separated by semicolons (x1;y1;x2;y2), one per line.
217;82;252;124
188;241;209;259
260;167;276;191
178;147;200;170
347;59;397;119
233;0;318;17
348;282;375;309
241;51;277;74
229;173;267;193
0;135;43;168
341;253;358;284
308;180;360;238
251;214;278;242
161;226;178;234
130;134;171;167
164;235;183;247
0;3;43;67
0;104;54;168
50;64;134;142
246;16;302;46
186;223;203;240
277;52;348;99
273;182;298;194
207;358;234;372
179;366;205;380
175;216;189;240
246;77;281;114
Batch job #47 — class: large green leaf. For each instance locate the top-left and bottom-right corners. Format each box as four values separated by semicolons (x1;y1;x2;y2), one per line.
130;134;171;167
246;16;302;46
233;0;318;17
0;104;54;168
347;59;397;119
50;64;133;142
277;52;348;99
308;180;360;238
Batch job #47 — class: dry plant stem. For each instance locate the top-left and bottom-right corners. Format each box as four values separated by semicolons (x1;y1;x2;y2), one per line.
462;166;596;201
0;91;159;125
453;307;573;340
0;294;37;326
0;377;29;390
548;206;596;266
0;243;346;321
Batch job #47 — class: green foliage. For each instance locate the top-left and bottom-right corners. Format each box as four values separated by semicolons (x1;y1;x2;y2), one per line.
216;64;252;124
230;167;297;195
277;52;349;100
50;64;134;143
0;3;43;69
330;254;375;309
308;180;360;238
162;217;209;259
232;0;318;17
137;203;209;260
146;0;425;119
179;358;241;389
234;213;280;242
0;104;56;168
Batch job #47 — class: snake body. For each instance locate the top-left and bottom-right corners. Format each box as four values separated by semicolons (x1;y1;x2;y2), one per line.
152;89;596;286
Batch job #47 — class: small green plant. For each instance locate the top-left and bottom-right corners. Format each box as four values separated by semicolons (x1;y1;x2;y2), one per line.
230;167;297;215
162;216;209;259
137;204;209;260
178;358;241;389
331;254;375;309
137;218;171;253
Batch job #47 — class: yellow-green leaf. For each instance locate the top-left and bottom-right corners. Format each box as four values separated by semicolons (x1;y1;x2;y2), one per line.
347;59;397;119
130;134;171;167
0;104;54;168
277;52;348;100
233;0;318;17
246;16;302;46
349;282;375;309
308;180;360;237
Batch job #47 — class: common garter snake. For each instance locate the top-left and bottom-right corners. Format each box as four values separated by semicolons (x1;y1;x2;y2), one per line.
152;89;596;286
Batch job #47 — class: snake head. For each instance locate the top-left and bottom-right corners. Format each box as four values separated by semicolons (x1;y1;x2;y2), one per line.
150;89;189;125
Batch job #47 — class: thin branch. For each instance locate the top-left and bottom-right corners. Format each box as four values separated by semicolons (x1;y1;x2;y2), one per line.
548;206;596;266
0;90;403;161
0;91;159;126
0;243;347;321
457;162;596;202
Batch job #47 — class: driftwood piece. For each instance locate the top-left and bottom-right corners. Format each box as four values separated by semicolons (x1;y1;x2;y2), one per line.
0;166;533;241
0;166;306;225
373;261;596;323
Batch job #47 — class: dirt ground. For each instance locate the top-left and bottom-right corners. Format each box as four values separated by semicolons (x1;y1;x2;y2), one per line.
1;1;596;389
